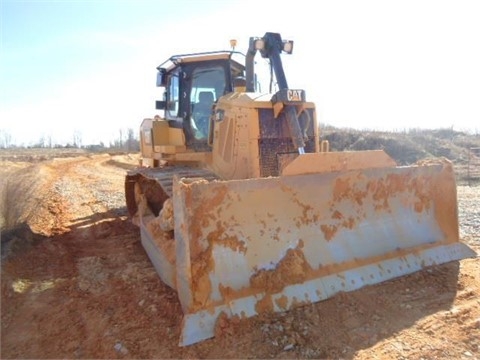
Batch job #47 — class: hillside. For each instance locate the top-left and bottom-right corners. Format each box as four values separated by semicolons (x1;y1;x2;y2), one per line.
321;127;480;183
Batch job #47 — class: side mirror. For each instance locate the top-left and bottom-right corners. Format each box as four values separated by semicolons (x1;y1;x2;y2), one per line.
155;101;166;110
156;68;167;87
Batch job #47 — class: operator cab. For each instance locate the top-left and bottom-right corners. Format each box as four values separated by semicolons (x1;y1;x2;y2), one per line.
155;51;245;149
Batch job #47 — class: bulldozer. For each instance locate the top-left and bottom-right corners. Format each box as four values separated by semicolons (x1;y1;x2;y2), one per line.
125;32;476;346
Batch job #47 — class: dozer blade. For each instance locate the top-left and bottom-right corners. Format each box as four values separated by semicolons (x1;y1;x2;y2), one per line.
141;154;476;346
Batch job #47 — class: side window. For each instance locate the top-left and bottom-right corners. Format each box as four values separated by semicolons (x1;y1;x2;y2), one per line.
167;70;180;118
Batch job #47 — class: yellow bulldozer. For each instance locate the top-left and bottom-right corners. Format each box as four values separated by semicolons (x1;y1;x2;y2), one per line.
125;32;475;346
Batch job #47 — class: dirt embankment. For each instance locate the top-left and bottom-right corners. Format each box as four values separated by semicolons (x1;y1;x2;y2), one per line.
0;143;479;359
322;127;480;184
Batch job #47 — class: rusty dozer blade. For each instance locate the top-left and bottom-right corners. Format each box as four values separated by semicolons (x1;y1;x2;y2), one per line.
138;153;476;346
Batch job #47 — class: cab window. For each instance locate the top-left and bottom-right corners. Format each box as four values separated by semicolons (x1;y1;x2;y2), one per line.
190;65;225;140
166;69;180;119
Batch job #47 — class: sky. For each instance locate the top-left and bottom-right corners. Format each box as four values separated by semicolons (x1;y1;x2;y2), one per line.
1;0;479;146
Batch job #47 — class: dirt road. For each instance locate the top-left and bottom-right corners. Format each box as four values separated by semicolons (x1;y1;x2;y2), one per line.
1;154;479;359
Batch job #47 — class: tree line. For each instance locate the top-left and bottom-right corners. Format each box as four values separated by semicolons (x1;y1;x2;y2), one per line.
0;128;140;152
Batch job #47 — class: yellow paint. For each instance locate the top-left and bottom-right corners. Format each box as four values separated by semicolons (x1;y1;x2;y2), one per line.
282;150;397;176
168;127;186;146
152;120;169;145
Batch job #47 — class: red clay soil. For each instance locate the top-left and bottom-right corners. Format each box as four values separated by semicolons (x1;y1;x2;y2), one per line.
1;154;479;359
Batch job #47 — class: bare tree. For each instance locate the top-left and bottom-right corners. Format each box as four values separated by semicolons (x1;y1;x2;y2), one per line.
126;128;139;152
109;128;139;150
118;129;124;149
0;130;12;148
73;130;82;148
33;135;46;148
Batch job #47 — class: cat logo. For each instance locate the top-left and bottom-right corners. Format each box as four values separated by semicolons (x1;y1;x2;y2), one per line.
287;89;302;101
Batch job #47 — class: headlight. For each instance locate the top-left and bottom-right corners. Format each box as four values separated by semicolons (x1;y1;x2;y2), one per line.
254;39;265;50
282;40;294;54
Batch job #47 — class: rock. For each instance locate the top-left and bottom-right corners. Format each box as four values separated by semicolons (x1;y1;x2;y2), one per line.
283;344;294;351
114;341;129;355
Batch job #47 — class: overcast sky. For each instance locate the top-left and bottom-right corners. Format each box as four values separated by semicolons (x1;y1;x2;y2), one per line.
1;0;479;146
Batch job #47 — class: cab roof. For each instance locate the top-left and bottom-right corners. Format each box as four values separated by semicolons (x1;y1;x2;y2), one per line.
157;51;245;72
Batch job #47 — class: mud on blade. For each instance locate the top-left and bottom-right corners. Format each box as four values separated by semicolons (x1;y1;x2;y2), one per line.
169;159;475;345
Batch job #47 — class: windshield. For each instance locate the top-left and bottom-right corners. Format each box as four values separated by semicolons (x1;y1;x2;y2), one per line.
190;65;225;140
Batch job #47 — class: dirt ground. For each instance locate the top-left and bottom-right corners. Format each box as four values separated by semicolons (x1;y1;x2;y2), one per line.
1;153;479;359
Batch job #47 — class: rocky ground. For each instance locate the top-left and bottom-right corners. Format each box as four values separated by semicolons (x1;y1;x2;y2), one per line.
0;149;479;359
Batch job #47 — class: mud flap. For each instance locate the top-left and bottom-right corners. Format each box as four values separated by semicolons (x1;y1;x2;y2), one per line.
138;156;476;346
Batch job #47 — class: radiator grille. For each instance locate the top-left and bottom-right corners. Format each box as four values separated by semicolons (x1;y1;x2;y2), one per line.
258;108;316;177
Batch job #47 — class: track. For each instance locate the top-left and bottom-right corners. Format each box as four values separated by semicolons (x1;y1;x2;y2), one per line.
125;165;219;218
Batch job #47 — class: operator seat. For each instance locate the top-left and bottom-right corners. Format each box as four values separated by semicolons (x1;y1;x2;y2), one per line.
196;91;214;116
193;91;214;137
